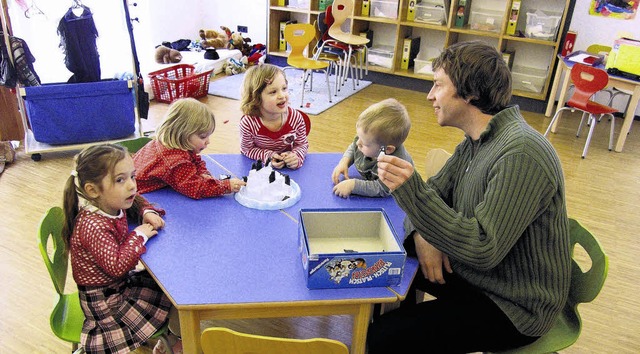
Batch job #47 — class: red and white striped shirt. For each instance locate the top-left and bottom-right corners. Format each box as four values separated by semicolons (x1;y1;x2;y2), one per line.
240;106;309;166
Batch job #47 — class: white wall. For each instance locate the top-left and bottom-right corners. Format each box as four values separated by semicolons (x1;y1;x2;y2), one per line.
201;0;267;47
6;0;133;83
131;0;267;75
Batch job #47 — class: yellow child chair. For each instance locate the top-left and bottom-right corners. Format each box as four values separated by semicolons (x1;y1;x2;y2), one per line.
38;206;174;354
200;327;349;354
283;23;332;108
494;218;609;353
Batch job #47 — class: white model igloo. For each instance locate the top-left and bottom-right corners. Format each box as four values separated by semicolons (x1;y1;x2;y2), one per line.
235;159;301;210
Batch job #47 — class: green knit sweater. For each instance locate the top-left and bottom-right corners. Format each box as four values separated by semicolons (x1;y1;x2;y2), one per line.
393;105;571;337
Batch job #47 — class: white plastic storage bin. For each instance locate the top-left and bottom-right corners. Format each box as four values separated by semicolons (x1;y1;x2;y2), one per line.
413;47;441;75
525;10;562;41
413;57;433;75
511;65;547;93
287;0;310;9
370;0;399;19
368;46;395;68
470;9;504;32
415;3;447;24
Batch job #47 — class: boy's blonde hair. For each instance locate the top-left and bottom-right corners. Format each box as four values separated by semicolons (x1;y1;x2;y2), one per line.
240;64;287;117
155;98;216;150
356;98;411;147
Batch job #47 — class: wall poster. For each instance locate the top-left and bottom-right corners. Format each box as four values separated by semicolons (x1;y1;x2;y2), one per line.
590;0;638;19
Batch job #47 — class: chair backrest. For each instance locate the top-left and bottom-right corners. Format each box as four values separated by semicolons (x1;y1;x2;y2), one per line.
284;23;316;62
424;148;451;178
300;110;311;137
318;9;333;43
328;0;352;35
585;44;611;55
38;206;68;295
567;218;608;307
200;327;349;354
567;63;609;108
117;136;152;154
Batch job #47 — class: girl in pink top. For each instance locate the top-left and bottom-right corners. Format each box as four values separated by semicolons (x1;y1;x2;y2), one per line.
239;64;309;169
133;98;245;199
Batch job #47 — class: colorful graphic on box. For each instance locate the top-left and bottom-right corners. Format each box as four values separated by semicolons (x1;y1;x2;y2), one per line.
309;256;402;287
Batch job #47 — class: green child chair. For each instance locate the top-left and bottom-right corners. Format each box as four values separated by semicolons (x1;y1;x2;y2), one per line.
38;206;85;353
117;136;152;154
495;218;609;354
38;206;173;354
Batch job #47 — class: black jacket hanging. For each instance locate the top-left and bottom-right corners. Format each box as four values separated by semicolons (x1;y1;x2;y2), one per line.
57;5;101;83
0;30;17;88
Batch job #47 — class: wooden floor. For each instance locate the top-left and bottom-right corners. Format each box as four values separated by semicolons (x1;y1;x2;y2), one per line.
2;82;639;353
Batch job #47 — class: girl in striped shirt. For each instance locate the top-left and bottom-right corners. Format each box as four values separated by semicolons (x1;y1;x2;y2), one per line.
239;64;309;169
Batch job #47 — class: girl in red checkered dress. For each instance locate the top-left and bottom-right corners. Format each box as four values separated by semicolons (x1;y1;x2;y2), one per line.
62;144;182;354
133;97;246;198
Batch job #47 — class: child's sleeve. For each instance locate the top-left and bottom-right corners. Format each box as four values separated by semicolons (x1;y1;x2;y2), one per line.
289;110;309;166
166;159;231;199
352;179;391;197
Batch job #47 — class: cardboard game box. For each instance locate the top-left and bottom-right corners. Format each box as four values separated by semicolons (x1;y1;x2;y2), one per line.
298;208;406;289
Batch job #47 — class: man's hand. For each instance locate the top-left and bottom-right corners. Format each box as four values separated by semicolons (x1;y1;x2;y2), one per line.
414;232;452;284
377;154;414;191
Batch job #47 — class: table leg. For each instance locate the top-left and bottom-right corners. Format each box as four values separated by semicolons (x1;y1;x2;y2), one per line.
179;309;201;353
351;304;373;354
551;67;573;133
546;61;565;117
614;85;640;152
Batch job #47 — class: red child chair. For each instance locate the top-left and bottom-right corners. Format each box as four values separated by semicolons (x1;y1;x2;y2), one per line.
544;63;618;158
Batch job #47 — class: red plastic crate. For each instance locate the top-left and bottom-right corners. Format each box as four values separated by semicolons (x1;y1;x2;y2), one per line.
148;64;213;103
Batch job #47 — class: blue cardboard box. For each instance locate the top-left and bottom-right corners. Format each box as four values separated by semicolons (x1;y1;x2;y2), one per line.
23;80;135;145
299;208;406;289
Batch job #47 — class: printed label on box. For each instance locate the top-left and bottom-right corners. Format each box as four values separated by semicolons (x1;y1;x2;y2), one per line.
309;256;403;287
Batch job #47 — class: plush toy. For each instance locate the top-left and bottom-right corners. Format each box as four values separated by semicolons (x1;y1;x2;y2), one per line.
154;46;182;64
220;26;253;57
232;33;253;57
247;43;266;65
222;57;248;75
199;28;229;49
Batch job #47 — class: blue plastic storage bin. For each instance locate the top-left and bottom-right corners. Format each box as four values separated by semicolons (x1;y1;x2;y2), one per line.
24;80;135;145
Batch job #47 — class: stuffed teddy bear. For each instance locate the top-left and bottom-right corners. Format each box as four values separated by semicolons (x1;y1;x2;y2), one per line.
220;26;253;57
199;28;229;49
231;33;253;57
154;46;182;64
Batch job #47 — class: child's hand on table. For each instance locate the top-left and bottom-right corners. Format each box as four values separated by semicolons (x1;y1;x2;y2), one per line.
229;178;246;193
143;212;165;231
333;179;356;198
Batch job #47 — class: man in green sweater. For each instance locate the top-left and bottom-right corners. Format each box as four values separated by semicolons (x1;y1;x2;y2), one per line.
368;41;571;353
